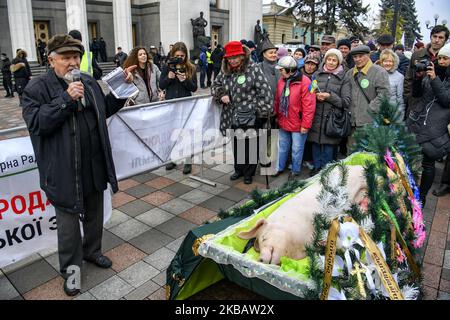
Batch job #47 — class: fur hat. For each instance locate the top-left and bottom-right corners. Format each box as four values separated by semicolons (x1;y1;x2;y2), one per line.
47;34;83;55
438;43;450;58
337;39;352;50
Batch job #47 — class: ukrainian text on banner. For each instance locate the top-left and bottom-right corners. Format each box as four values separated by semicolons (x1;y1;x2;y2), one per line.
0;137;112;268
108;96;221;180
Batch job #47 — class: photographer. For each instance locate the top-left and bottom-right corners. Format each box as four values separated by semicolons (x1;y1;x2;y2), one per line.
21;34;135;296
404;25;449;115
159;42;197;173
407;43;450;206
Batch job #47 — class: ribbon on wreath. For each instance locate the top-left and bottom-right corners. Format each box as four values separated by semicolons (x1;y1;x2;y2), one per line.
320;219;340;300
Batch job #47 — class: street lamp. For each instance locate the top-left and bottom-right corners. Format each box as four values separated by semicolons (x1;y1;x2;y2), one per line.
425;14;447;29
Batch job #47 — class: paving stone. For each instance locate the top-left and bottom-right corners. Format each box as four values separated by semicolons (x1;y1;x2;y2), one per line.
125;280;160;300
180;189;214;204
180;179;202;188
141;191;174;206
155;217;198;239
213;174;242;187
234;181;267;193
144;247;176;271
440;278;450;293
152;272;167;286
199;169;225;180
104;209;131;230
199;196;235;212
217;187;249;202
80;261;116;293
102;229;125;252
199;182;230;195
145;176;176;189
112;192;136;208
0;274;20;300
117;199;155;218
7;259;58;295
162;183;194;197
89;275;134;300
109;219;151;241
118;179;140;191
129;229;174;255
437;291;450;300
442;268;450;281
436;195;450;217
211;164;235;173
104;243;147;273
124;184;156;198
422;263;442;289
132;172;159;183
135;208;175;228
118;261;159;288
148;287;166;300
150;166;169;176
163;170;186;182
166;236;186;252
160;198;196;215
23;276;73;300
427;231;448;250
424;245;445;266
444;250;450;269
38;246;58;258
431;213;449;233
74;292;97;300
1;253;42;275
44;253;60;272
179;206;217;225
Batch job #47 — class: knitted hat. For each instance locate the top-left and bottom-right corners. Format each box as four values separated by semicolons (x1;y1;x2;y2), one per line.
438;43;450;58
277;47;289;59
304;54;320;65
246;40;256;49
224;41;245;58
47;34;83;55
324;48;343;65
337;39;351;50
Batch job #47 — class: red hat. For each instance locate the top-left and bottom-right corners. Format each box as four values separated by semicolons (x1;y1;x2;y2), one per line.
224;41;245;58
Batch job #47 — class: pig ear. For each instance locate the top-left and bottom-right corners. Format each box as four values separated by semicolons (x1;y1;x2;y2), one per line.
254;239;260;252
237;218;266;239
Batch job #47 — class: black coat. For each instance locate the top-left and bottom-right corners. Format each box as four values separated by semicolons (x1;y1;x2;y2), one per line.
159;65;197;100
1;58;12;77
22;69;126;214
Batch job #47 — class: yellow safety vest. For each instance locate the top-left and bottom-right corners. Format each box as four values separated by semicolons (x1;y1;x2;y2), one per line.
80;51;93;75
206;51;212;64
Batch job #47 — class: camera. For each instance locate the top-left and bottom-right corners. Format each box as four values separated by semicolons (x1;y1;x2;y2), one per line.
414;58;433;72
167;57;186;73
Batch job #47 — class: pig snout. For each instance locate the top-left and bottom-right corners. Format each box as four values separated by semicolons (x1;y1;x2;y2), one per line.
259;246;274;264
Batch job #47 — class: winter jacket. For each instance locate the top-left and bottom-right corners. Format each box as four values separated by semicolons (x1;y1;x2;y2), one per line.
258;59;280;99
133;63;161;104
159;64;197;100
407;65;450;154
211;47;224;69
274;72;316;132
346;60;390;127
22;69;127;214
308;65;351;145
1;58;12;77
199;46;208;70
211;46;273;136
380;53;405;119
114;52;128;67
11;55;31;80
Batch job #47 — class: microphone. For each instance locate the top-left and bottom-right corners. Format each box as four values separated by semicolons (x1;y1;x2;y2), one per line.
71;69;84;111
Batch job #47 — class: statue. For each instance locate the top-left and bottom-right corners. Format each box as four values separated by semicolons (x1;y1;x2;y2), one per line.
191;11;208;51
254;20;263;47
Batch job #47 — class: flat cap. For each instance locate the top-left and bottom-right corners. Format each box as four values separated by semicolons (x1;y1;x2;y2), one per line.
350;45;371;55
304;54;320;65
321;35;336;44
377;34;394;45
47;34;83;55
275;56;298;70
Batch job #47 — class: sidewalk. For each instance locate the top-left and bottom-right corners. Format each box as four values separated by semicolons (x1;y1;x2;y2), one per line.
0;87;449;300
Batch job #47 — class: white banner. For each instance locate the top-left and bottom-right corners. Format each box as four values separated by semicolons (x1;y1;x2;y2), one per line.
0;137;111;268
108;96;221;180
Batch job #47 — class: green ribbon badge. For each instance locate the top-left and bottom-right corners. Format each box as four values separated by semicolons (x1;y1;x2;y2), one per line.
360;79;370;89
284;88;290;97
237;75;246;85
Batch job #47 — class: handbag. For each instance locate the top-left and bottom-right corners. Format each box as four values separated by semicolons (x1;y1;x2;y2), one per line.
324;108;352;138
232;107;256;129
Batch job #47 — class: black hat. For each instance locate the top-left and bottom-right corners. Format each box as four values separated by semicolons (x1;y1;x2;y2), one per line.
246;40;256;49
337;39;351;50
394;44;405;51
349;36;359;43
68;30;82;41
350;45;371;55
1;53;7;57
377;34;394;45
47;34;84;55
259;38;277;53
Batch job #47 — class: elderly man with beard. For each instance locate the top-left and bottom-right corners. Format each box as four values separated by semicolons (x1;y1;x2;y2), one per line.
22;34;136;296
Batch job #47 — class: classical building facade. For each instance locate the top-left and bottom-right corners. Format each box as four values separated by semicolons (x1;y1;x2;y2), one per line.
0;0;262;62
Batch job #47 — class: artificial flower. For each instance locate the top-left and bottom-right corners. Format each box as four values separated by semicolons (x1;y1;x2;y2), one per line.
319;254;345;277
328;287;347;300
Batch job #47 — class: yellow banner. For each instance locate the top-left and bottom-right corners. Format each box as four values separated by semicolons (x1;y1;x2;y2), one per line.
320;219;340;300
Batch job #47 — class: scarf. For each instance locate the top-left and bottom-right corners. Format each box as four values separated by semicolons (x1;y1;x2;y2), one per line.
323;64;344;75
280;70;301;118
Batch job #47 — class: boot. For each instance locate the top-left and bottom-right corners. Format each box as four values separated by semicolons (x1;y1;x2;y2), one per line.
183;164;192;174
165;162;176;170
432;184;450;197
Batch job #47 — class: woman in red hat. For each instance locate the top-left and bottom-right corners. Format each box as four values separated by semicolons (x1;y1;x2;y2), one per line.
212;41;273;184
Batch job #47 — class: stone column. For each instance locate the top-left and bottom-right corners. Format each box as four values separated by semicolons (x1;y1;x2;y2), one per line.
7;0;37;61
66;0;90;53
228;0;262;42
113;0;133;54
228;0;243;41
